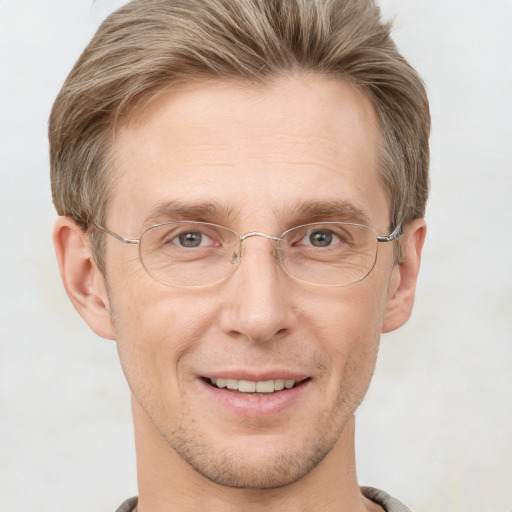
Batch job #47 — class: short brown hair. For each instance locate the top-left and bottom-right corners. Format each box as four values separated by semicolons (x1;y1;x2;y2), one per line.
49;0;430;272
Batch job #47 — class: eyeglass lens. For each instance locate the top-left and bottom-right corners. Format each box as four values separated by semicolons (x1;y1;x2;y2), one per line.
138;221;379;288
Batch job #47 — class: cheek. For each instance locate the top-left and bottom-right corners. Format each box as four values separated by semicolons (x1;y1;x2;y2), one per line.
305;282;387;386
107;273;200;388
308;279;387;343
107;265;225;388
109;291;205;433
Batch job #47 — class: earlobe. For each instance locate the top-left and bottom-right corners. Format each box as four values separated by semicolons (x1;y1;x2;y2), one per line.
382;218;426;333
53;216;115;340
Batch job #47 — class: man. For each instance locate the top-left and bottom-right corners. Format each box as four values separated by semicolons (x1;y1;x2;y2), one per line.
50;0;429;510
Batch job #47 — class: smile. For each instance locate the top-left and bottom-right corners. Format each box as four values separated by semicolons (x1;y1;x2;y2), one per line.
209;378;298;393
200;375;312;416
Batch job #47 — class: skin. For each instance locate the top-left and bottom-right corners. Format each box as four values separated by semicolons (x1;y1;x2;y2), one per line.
54;73;426;512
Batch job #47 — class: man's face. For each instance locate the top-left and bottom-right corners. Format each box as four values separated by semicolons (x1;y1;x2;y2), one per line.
103;75;398;488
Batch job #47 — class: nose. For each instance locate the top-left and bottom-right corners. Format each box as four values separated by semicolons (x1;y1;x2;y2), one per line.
219;235;296;344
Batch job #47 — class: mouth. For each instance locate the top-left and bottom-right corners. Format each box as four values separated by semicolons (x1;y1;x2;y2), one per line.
199;374;312;416
205;377;308;395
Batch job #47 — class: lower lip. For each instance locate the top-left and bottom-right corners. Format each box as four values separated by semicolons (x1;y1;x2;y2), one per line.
199;378;311;418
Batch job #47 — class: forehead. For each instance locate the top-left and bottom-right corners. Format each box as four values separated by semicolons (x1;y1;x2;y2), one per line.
110;74;388;231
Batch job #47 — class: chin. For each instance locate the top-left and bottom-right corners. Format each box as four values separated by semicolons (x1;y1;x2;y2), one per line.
168;424;340;489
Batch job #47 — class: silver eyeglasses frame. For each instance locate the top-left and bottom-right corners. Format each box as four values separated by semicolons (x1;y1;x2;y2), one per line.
93;221;403;245
92;220;403;287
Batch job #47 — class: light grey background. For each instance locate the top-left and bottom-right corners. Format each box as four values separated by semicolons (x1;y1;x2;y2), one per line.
1;1;511;511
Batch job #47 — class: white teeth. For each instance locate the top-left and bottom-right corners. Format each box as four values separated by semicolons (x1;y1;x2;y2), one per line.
239;380;256;392
284;380;295;389
209;378;297;393
255;380;275;393
226;379;238;390
274;379;285;391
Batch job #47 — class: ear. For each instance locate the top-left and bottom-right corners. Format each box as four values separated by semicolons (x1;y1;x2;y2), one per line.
382;218;426;333
53;216;115;340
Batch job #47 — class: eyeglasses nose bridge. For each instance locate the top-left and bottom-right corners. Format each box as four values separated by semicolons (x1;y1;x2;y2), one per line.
239;231;282;242
232;231;283;264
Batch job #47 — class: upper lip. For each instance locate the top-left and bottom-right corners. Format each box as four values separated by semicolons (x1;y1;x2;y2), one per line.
201;370;311;382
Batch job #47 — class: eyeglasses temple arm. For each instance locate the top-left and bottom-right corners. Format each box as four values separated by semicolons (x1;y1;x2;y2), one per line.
93;222;140;244
376;225;403;243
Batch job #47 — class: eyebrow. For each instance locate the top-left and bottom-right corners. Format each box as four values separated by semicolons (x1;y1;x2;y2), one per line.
286;199;372;226
142;198;371;229
142;200;238;227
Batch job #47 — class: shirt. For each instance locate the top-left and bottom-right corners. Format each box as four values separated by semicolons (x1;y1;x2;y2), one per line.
115;486;412;511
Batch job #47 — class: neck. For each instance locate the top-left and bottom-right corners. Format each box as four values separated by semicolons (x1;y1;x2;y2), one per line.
132;396;378;512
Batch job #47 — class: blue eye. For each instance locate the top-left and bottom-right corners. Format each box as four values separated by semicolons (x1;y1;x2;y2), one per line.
176;231;205;248
302;229;340;247
308;230;334;247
